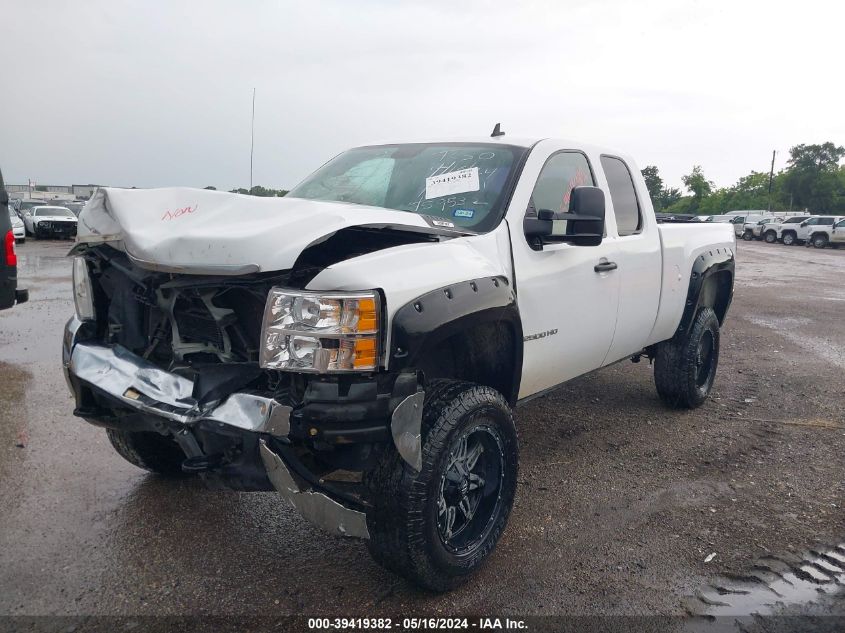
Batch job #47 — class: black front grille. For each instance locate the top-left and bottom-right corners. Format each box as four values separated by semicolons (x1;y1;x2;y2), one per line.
49;221;77;233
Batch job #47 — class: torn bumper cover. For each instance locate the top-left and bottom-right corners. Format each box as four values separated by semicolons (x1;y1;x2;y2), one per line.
62;318;422;539
68;342;291;432
259;440;370;538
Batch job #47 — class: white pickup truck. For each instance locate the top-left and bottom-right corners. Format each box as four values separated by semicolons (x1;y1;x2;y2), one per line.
63;135;735;590
797;216;845;248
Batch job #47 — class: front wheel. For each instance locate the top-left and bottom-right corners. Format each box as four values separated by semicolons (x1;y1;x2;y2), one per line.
364;380;518;592
106;428;191;477
654;307;720;409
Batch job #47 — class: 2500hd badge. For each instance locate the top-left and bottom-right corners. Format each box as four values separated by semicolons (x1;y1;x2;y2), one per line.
63;135;734;591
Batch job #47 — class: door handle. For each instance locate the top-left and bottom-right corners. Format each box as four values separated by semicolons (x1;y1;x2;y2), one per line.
594;261;618;273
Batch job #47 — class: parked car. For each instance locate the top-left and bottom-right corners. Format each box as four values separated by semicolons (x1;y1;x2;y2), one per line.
23;206;78;239
795;216;843;247
734;213;778;238
64;201;86;216
16;199;48;219
707;214;744;223
656;213;697;222
63;137;735;591
803;216;845;248
0;169;28;310
761;215;810;244
740;216;783;241
8;207;25;243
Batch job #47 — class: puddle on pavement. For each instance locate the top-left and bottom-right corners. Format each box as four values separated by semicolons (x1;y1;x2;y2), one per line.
685;544;845;629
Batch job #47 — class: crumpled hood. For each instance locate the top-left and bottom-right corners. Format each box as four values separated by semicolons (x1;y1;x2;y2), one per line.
75;187;451;274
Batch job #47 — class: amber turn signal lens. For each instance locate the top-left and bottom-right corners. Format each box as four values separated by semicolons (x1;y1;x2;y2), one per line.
356;297;378;333
353;337;377;369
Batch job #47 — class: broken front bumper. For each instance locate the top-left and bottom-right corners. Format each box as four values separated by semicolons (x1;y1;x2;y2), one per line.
62;316;421;539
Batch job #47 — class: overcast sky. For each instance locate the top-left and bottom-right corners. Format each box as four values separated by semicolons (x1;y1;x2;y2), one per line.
2;0;843;192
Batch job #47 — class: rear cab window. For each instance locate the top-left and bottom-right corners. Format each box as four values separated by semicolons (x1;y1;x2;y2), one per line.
600;156;642;236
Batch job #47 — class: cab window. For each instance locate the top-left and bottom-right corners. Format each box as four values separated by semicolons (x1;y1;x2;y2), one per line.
600;156;642;236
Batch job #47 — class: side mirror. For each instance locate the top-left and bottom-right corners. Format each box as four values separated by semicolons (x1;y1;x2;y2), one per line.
523;186;605;248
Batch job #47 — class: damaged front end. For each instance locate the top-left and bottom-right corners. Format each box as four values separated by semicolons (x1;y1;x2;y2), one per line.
63;245;424;538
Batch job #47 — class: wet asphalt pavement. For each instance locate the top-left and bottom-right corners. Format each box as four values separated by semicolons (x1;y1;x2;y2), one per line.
1;239;843;622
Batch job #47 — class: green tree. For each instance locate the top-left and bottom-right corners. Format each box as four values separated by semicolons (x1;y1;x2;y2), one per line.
641;166;664;209
660;187;683;209
681;166;713;213
783;142;845;211
229;186;289;197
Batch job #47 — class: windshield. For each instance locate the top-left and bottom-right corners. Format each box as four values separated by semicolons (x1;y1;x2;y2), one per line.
785;217;806;223
36;208;74;218
287;143;527;232
710;216;734;223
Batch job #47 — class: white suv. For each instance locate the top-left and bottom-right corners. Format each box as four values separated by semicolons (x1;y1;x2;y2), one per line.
763;215;811;245
796;216;843;247
741;216;783;241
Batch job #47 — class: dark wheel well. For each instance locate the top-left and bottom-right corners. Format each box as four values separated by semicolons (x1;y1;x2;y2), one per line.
700;270;732;326
414;321;518;405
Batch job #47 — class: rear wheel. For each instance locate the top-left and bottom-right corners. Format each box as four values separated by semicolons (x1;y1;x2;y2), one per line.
812;234;829;249
365;380;518;592
764;231;777;243
782;231;796;246
742;229;754;241
654;307;720;409
106;428;190;477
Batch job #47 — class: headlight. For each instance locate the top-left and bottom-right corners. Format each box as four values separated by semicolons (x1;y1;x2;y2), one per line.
260;289;380;372
72;256;95;320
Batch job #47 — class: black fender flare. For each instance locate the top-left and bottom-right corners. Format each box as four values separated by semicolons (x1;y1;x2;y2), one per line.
389;276;523;405
675;247;735;339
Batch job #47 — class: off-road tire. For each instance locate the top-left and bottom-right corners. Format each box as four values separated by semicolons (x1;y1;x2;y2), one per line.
364;380;518;592
106;428;190;477
812;234;829;249
763;231;777;243
742;229;754;241
654;306;720;409
782;231;796;246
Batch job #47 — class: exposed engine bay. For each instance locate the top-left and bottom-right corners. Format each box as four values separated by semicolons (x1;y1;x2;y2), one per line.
91;246;279;367
68;235;426;493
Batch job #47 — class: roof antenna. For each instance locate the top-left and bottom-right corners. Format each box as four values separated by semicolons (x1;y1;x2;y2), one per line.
490;123;505;138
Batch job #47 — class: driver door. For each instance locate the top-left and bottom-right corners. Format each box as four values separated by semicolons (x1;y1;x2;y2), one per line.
510;148;620;399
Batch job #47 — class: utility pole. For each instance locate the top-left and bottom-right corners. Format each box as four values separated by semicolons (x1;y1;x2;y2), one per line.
250;88;256;192
767;150;776;212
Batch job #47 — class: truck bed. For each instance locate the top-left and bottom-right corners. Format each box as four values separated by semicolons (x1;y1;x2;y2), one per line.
648;223;736;345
